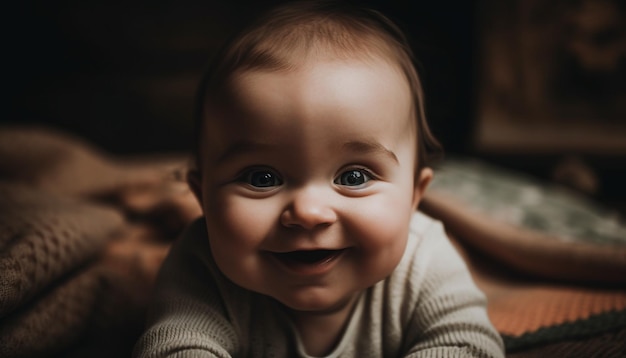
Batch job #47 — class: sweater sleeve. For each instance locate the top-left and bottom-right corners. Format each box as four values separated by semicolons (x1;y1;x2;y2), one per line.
401;216;505;358
132;219;240;358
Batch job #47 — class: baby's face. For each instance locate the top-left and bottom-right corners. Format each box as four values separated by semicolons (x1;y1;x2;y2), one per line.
193;57;430;314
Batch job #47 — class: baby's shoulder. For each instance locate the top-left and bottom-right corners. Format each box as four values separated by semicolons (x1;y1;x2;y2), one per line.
408;210;446;245
393;211;462;288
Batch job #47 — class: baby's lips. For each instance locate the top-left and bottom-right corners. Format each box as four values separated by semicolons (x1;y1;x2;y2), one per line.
274;249;344;264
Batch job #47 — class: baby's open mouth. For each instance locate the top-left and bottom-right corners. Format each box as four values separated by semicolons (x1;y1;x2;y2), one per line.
273;249;345;265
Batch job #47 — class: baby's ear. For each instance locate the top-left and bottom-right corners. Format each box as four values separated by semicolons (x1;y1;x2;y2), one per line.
187;168;203;206
412;167;433;210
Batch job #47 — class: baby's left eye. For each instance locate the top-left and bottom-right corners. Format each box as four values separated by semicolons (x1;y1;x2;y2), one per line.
334;169;372;187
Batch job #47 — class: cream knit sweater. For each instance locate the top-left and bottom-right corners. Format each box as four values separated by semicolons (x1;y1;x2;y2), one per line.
133;212;504;357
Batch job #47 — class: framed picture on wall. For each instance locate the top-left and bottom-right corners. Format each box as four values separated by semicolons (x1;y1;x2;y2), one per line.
473;0;626;155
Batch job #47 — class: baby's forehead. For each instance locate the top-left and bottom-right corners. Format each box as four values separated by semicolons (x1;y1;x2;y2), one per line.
225;55;411;108
207;54;413;131
206;56;415;145
225;49;409;98
239;32;404;75
197;55;421;171
244;52;397;77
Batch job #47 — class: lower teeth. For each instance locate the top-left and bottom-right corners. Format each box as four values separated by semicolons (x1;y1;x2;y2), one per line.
278;250;337;264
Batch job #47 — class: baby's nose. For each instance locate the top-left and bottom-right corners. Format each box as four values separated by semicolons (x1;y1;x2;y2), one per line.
280;188;337;230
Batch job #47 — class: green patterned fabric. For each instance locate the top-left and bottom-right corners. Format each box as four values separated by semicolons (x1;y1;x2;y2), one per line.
430;158;626;246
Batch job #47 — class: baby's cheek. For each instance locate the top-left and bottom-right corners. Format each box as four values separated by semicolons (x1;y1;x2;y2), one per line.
345;208;410;287
205;195;275;290
355;194;411;242
208;195;274;246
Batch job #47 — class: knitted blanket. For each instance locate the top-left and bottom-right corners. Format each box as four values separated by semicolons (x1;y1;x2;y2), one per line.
0;126;624;357
0;126;200;357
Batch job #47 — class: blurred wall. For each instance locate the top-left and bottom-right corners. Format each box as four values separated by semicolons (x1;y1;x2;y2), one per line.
4;0;625;206
5;0;475;155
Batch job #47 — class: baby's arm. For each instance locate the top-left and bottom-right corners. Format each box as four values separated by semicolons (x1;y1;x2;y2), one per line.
132;219;239;358
401;217;505;358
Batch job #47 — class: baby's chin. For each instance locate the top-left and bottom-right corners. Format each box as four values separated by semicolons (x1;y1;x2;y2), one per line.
272;290;361;317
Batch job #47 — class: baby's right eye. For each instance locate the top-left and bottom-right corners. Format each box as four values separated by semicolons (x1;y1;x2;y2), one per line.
239;168;283;188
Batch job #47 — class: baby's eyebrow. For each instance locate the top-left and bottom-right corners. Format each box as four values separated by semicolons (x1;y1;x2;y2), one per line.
342;140;399;164
216;140;275;164
216;139;399;164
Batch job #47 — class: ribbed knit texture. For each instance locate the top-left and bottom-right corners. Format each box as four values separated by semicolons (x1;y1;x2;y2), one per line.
0;183;124;317
0;265;104;358
0;183;125;357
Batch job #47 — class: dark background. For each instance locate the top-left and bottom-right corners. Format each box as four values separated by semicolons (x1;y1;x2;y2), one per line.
5;0;475;153
4;0;626;212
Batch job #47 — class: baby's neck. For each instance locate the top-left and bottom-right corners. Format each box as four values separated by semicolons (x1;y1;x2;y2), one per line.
287;293;361;357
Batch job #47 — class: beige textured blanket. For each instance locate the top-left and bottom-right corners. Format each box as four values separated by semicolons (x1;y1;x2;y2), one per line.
0;126;624;357
0;126;200;357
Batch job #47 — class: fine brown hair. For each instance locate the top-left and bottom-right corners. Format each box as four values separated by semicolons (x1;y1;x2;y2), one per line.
194;0;443;173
